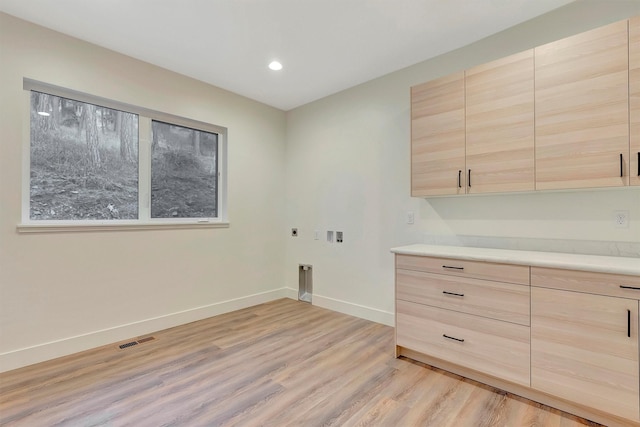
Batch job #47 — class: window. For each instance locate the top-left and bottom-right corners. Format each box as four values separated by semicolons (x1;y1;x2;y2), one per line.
151;121;218;219
20;79;227;232
30;92;139;220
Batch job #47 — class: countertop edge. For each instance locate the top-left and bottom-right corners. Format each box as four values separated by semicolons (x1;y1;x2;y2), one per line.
391;244;640;276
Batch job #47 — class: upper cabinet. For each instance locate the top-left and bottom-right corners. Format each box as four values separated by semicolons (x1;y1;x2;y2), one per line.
410;18;638;197
411;52;535;197
411;72;465;196
534;20;629;190
465;50;535;194
630;16;640;187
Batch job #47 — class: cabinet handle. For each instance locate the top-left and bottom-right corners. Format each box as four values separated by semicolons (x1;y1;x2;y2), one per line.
458;170;462;188
443;334;464;343
620;285;640;291
442;291;464;297
637;152;639;177
620;153;624;177
468;169;472;187
628;310;631;338
442;265;464;271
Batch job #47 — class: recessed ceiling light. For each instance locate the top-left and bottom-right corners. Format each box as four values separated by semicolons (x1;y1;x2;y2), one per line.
37;111;50;116
268;61;283;71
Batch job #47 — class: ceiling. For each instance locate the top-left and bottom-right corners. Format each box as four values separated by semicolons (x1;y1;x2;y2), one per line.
0;0;576;111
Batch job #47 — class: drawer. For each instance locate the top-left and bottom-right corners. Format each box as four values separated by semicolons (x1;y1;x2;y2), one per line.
396;300;530;386
396;269;530;325
396;254;530;285
531;267;640;299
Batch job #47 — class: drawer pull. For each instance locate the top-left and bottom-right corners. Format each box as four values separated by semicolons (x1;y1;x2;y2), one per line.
620;153;624;177
620;286;640;291
442;291;464;297
443;334;464;343
628;310;631;338
442;265;464;271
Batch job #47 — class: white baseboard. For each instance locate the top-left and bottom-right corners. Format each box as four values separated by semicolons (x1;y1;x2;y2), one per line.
0;288;292;373
1;288;394;373
282;287;299;300
311;294;395;326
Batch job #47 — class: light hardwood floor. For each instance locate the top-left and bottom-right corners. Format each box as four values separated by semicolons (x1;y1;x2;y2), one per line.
0;299;600;426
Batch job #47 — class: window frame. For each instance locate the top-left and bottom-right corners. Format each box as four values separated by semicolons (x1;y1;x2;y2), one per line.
18;79;228;233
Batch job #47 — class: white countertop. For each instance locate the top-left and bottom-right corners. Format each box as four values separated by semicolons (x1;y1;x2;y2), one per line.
391;244;640;276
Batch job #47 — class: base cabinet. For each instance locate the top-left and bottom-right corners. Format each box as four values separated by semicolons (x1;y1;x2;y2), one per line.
531;287;640;421
396;254;640;426
395;255;532;386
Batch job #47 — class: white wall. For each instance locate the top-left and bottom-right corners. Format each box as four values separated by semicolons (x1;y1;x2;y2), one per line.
283;0;640;325
0;13;288;372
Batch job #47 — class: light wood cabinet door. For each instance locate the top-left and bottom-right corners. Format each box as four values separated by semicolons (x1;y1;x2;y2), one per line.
465;50;534;194
531;287;639;421
630;16;640;186
535;20;629;190
411;72;465;196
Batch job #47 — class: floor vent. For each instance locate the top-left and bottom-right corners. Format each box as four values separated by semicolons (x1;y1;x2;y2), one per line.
118;336;155;349
119;341;138;350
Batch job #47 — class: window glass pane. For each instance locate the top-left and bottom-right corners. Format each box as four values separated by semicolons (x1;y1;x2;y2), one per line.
30;91;139;220
151;121;218;218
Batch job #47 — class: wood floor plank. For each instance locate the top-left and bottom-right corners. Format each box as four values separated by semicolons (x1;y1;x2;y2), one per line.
0;298;602;426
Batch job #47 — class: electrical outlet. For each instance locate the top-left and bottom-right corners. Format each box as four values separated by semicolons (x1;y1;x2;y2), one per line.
407;211;415;224
336;231;343;243
613;211;629;228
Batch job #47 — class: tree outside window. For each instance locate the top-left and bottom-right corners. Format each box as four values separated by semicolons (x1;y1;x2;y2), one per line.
151;121;218;219
30;92;139;220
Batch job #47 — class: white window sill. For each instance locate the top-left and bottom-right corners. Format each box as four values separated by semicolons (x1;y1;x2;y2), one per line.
16;221;229;234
